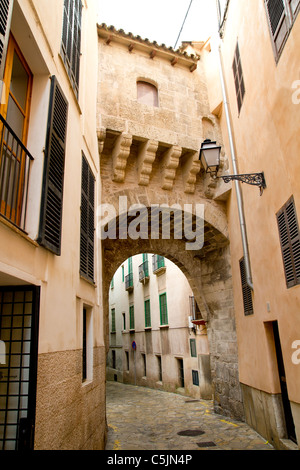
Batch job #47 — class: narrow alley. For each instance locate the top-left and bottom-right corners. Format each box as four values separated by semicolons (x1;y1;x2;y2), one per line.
105;381;274;451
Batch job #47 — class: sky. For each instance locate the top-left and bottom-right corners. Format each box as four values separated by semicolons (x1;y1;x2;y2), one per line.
97;0;218;49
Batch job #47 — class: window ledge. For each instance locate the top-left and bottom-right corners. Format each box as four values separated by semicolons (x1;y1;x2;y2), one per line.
160;324;169;329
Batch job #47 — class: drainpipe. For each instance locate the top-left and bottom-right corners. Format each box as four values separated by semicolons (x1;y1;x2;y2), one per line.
215;39;254;291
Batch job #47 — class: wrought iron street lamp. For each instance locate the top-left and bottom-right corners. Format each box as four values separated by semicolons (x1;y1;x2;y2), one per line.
199;139;266;195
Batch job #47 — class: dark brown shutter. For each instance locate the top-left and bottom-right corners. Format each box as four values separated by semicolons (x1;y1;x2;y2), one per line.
61;0;82;98
239;258;254;316
38;76;68;255
0;0;13;78
265;0;289;59
80;153;95;282
277;197;300;288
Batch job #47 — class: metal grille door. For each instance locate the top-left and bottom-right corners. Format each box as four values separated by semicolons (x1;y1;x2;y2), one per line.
0;286;39;450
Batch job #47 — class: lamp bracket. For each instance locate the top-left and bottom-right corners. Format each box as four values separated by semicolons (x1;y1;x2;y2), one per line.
218;172;266;195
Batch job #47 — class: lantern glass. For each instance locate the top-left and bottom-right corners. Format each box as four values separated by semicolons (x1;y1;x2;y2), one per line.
200;140;221;174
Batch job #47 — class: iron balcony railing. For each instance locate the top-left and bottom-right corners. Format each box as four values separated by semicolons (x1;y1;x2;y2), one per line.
0;114;34;231
125;272;134;292
139;260;149;282
152;254;166;274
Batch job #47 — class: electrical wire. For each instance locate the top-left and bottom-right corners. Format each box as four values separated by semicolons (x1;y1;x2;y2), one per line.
174;0;193;50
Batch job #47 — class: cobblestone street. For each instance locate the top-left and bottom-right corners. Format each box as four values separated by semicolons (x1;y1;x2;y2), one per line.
105;381;275;451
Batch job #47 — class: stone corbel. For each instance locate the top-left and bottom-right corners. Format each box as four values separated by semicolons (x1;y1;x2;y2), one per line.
112;133;132;183
137;139;159;186
182;151;201;194
161;145;182;190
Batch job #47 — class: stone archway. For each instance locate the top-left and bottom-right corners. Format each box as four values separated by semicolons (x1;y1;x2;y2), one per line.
100;198;245;421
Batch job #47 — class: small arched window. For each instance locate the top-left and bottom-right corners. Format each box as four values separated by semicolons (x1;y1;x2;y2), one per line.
137;80;159;107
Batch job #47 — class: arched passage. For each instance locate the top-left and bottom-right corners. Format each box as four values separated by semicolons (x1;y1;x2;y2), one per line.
100;203;245;421
107;253;212;399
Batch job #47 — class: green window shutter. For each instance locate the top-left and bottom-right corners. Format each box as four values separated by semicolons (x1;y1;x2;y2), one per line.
129;305;135;330
128;257;132;273
142;253;148;262
144;299;151;328
0;0;13;79
277;197;300;288
159;293;168;325
239;258;254;316
265;0;289;60
61;0;82;98
122;265;124;282
38;76;68;255
190;339;197;357
80;153;95;282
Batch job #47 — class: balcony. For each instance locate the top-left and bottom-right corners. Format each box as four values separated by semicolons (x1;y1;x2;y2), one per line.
0;114;34;231
139;260;149;283
152;255;166;275
125;272;134;292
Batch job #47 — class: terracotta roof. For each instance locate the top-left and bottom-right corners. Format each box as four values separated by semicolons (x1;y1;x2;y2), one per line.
97;23;200;64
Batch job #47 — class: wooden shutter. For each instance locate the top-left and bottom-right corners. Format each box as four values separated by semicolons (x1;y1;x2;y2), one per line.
80;153;95;282
239;258;254;316
38;76;68;255
277;197;300;288
0;0;13;79
61;0;82;98
265;0;289;59
289;0;300;19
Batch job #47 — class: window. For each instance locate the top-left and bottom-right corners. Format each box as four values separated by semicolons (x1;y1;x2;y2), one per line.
239;258;254;316
122;265;124;282
157;355;162;381
277;196;300;288
142;353;146;377
0;0;13;78
137;81;158;107
82;307;93;382
232;42;245;114
122;312;126;331
111;308;116;333
144;299;151;328
125;351;129;371
192;370;199;386
190;339;197;357
265;0;300;61
38;76;68;255
159;293;168;325
112;350;116;369
61;0;82;98
177;358;184;387
111;276;114;289
80;154;95;282
129;305;135;330
128;257;133;274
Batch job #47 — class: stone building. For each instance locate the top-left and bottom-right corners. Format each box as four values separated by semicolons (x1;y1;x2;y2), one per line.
97;21;244;424
107;254;212;400
201;0;300;450
1;0;299;452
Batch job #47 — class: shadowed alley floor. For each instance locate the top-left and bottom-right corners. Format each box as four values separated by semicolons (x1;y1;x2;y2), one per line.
105;381;274;451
